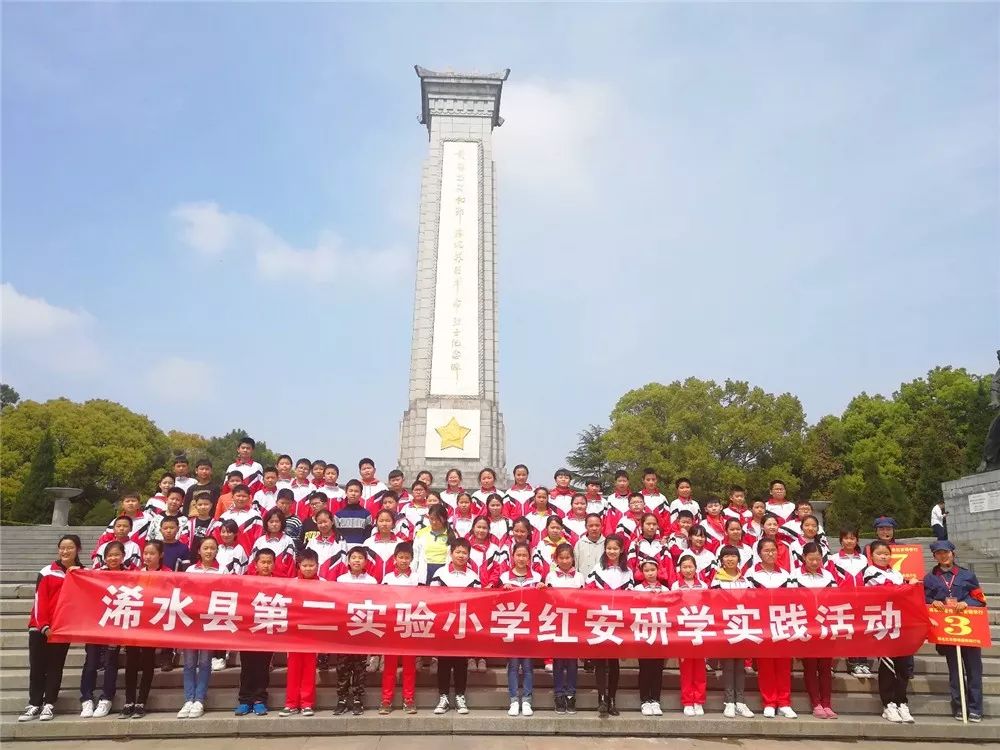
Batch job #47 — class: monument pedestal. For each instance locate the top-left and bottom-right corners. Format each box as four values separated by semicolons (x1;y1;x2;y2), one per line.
941;469;1000;557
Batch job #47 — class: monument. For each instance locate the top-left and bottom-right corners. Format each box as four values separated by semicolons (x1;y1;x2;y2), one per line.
398;66;509;483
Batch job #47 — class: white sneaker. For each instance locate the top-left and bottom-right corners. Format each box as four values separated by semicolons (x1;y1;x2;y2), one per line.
763;706;776;718
683;705;696;717
469;658;478;672
641;702;653;716
18;705;40;722
177;701;193;719
39;704;55;721
694;704;705;716
897;704;914;723
189;701;204;718
723;703;736;718
522;700;533;717
80;700;95;718
778;706;797;719
651;701;663;716
735;703;754;718
455;694;469;714
211;657;226;672
93;699;113;718
434;695;450;714
508;699;520;716
544;663;553;672
882;703;903;723
478;658;487;671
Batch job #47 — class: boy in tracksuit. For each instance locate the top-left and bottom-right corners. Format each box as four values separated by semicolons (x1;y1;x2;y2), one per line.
925;540;986;722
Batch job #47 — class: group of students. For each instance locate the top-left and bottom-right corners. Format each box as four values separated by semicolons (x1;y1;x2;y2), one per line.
17;438;988;724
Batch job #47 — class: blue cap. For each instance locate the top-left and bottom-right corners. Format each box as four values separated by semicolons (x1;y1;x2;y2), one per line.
873;516;898;529
930;540;955;553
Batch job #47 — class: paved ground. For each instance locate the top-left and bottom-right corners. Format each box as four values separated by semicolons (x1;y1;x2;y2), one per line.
10;738;999;750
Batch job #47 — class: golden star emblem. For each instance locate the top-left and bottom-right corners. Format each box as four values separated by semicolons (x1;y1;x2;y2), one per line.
435;416;472;451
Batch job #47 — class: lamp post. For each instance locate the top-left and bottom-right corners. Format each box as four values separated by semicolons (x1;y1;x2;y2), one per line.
46;487;82;527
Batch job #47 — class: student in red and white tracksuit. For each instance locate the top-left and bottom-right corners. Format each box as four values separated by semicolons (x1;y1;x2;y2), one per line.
671;553;708;716
828;528;871;677
19;536;81;723
503;464;534;519
791;543;839;718
716;518;754;573
746;539;797;719
635;560;668;716
626;514;676;586
282;550;323;716
381;543;420;713
585;535;632;717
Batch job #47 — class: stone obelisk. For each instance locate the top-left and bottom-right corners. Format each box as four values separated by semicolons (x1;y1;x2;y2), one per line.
398;66;509;484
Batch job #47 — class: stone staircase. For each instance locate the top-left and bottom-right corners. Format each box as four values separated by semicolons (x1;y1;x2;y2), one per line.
0;526;997;741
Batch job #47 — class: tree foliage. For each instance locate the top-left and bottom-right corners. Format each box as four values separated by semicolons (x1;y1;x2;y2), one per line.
1;384;20;409
566;425;618;488
10;429;57;524
571;367;992;529
599;378;806;499
1;398;279;524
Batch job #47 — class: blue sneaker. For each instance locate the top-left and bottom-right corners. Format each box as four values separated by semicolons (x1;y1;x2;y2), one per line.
253;702;268;716
234;703;252;716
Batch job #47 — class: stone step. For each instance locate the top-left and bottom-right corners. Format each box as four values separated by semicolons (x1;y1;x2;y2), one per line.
3;664;994;696
0;646;996;676
2;709;997;742
1;686;997;717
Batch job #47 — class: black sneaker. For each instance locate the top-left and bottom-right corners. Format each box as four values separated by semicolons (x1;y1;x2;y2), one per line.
333;700;349;715
351;701;364;716
566;695;577;714
971;713;983;723
317;654;330;671
554;696;567;715
598;695;608;717
118;704;135;719
607;698;619;716
132;704;146;719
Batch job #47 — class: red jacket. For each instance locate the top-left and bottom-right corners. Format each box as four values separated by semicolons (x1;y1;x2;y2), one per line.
29;562;69;631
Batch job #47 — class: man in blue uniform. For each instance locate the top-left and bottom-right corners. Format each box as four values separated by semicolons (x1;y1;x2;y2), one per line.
924;540;986;722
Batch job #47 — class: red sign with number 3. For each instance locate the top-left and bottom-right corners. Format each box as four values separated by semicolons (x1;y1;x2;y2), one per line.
927;606;992;648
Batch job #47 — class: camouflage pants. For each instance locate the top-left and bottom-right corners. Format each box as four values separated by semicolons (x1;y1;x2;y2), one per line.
336;654;366;701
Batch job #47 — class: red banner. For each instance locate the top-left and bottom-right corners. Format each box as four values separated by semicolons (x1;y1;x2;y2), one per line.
50;570;930;659
927;606;993;648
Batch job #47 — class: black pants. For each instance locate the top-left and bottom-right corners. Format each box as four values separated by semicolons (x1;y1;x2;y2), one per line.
238;651;272;705
124;646;156;705
436;656;468;695
638;659;664;703
595;659;620;698
878;656;913;706
27;630;70;707
80;644;120;702
336;654;366;702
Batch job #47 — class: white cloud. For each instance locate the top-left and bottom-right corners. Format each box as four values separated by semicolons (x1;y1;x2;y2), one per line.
171;202;407;283
494;79;616;196
145;356;218;403
0;283;102;375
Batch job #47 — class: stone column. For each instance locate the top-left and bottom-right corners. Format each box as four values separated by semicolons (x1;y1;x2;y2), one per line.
398;66;510;484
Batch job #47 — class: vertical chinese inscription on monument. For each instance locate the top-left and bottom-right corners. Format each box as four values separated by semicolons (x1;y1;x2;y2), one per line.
430;140;481;396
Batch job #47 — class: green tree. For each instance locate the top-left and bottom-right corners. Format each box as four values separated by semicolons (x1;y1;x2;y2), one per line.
566;425;618;489
1;398;170;522
599;378;806;499
799;415;845;500
10;430;57;523
1;384;20;409
826;459;912;531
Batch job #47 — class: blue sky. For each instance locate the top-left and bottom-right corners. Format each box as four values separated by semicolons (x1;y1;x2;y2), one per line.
3;3;998;482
